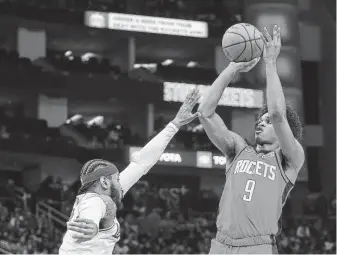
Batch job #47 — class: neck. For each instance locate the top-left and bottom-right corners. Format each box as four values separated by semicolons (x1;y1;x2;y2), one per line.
256;143;278;153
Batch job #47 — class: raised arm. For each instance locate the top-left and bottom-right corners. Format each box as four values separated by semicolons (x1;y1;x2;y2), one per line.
262;25;304;182
120;89;200;194
198;58;259;159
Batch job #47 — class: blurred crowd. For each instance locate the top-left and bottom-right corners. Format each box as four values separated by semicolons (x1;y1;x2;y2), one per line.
0;176;335;254
0;201;61;254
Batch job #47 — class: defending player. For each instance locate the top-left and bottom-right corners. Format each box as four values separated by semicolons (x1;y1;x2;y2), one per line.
58;89;201;254
198;25;304;254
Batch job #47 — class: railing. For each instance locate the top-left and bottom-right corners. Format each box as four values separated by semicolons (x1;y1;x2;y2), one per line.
36;201;69;231
0;245;10;254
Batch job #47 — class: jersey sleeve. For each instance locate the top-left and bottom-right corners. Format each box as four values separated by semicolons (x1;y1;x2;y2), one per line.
119;122;179;195
78;196;107;227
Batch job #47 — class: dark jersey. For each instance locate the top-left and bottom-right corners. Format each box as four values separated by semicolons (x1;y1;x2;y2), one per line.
216;146;293;239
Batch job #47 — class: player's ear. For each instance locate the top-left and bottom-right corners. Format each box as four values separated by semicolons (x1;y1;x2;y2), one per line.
99;176;109;189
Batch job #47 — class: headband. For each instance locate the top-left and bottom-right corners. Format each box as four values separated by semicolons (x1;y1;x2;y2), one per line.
81;165;119;185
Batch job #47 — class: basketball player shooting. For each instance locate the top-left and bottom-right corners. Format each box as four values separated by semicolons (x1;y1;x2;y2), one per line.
199;25;304;254
58;89;201;254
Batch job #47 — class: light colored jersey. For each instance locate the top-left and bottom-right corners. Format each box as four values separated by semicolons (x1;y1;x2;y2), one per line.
59;193;120;255
216;146;294;239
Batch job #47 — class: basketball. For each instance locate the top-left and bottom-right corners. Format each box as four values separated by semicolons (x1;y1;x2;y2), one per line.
222;23;264;62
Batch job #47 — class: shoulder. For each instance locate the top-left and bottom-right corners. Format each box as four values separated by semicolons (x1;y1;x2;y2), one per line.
226;132;247;162
276;140;304;169
275;144;304;184
78;194;107;211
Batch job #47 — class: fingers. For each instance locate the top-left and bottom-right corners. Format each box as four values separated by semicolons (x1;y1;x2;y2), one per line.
68;225;92;234
263;25;281;45
184;88;200;108
184;112;200;125
263;27;272;42
73;218;95;224
277;26;281;45
273;25;281;45
249;57;260;66
191;112;201;119
190;92;201;108
67;221;93;229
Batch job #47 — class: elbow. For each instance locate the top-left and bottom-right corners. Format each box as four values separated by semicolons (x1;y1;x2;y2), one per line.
269;111;286;123
268;103;286;122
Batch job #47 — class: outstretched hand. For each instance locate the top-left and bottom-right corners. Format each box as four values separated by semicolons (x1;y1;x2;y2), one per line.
172;88;201;128
228;57;260;73
262;25;281;64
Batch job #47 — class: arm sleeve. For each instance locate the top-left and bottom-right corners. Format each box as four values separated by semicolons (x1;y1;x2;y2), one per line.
78;197;107;227
119;122;179;195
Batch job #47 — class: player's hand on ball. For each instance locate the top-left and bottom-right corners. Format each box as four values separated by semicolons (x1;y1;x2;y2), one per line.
172;88;201;128
229;57;260;73
67;218;98;242
262;25;281;64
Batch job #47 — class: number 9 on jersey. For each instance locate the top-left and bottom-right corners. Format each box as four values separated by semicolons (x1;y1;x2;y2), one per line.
243;180;256;202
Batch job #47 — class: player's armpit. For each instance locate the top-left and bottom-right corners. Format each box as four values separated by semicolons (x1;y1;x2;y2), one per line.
272;116;305;180
199;113;246;159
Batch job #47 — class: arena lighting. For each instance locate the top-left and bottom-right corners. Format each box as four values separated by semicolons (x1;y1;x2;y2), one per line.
64;51;72;57
87;116;104;126
65;114;82;124
187;61;197;67
161;59;174;66
133;63;158;69
64;51;74;61
81;52;96;62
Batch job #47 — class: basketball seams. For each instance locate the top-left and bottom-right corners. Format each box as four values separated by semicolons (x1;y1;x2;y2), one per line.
223;23;263;62
241;23;253;61
233;40;247;62
252;28;256;60
254;38;263;55
222;38;261;49
225;31;246;41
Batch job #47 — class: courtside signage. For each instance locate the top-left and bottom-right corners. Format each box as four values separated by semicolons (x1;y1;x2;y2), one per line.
163;82;264;109
128;147;226;169
85;11;208;38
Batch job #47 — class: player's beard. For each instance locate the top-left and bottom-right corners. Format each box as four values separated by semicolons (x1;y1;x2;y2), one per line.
110;187;123;210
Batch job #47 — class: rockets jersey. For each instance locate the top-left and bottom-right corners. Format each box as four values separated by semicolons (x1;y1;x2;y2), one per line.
216;146;294;239
59;193;120;255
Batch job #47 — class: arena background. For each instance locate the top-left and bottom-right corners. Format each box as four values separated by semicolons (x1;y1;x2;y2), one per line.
0;0;335;253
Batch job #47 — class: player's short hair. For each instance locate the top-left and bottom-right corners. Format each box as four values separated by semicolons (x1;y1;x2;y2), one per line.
257;103;303;140
78;159;116;195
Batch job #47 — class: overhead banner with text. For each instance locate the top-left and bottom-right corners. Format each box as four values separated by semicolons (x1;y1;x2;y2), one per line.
164;82;264;109
85;11;208;38
128;146;226;169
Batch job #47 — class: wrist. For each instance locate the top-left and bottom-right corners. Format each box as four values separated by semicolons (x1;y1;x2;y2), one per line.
227;62;240;74
264;58;277;65
265;61;277;70
170;119;181;129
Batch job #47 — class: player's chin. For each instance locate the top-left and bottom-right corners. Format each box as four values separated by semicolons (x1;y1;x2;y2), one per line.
255;133;265;144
